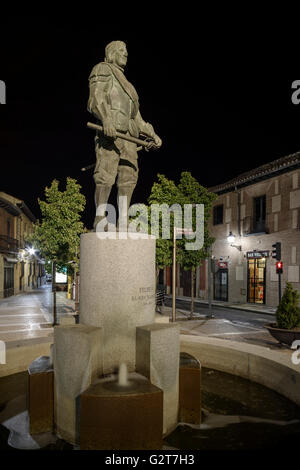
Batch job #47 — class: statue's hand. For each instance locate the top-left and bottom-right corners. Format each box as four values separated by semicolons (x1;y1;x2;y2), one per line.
146;135;162;151
103;120;117;138
153;134;162;149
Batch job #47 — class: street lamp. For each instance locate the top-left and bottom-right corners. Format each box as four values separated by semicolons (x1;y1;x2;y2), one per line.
227;232;242;251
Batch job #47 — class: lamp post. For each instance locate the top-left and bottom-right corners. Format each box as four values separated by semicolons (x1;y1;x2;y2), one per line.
207;245;213;319
52;259;57;326
227;232;242;251
172;225;177;323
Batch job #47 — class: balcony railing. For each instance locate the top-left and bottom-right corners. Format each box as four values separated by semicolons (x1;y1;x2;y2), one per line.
243;217;268;235
0;235;19;254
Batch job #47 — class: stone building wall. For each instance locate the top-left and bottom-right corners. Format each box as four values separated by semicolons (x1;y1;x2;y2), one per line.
208;168;300;307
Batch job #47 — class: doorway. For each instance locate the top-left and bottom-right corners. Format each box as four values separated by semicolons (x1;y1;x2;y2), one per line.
4;261;14;298
214;269;228;301
247;258;266;304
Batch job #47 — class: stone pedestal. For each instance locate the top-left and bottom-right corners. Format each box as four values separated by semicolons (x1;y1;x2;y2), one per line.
136;323;180;435
59;315;76;325
53;325;102;444
28;356;53;434
79;233;156;374
80;373;163;450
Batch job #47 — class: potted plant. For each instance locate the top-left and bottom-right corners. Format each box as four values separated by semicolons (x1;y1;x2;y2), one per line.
265;282;300;346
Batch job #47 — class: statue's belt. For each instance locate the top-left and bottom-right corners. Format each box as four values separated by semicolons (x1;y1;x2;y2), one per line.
119;158;137;172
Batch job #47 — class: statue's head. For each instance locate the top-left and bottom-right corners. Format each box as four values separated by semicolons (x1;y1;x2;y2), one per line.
105;41;128;70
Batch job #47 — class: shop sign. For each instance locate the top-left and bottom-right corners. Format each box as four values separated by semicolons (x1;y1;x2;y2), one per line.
247;250;269;259
217;261;228;269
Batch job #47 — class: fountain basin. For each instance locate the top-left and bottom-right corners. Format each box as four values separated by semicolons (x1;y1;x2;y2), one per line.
165;366;300;450
80;372;163;450
180;335;300;407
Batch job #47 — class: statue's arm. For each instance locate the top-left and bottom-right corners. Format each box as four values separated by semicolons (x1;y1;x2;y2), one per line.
88;63;117;138
135;111;162;148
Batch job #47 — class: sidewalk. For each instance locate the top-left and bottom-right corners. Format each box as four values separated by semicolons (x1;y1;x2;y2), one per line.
158;305;281;351
166;295;277;316
0;285;75;344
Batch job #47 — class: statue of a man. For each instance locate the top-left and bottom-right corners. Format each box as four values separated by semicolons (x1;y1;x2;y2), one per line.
88;40;162;230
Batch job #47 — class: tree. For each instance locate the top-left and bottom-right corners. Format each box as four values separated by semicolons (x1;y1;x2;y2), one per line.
28;178;86;324
147;174;183;279
147;172;217;317
276;282;300;330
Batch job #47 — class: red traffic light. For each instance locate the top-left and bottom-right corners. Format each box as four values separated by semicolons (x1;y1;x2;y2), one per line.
276;261;283;274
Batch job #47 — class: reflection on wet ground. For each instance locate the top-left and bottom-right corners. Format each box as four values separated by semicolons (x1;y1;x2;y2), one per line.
0;286;75;342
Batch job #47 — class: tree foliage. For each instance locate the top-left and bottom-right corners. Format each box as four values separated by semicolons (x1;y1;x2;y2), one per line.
28;178;86;271
148;172;217;271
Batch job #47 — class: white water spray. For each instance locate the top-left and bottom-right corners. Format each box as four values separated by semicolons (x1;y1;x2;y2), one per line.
118;363;129;386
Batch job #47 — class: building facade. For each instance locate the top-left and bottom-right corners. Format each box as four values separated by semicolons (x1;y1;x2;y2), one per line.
162;152;300;308
0;192;46;298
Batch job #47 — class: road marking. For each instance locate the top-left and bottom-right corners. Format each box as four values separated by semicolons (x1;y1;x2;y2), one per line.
210;330;263;336
0;327;53;334
0;314;44;318
0;322;51;329
229;321;265;330
0;321;48;327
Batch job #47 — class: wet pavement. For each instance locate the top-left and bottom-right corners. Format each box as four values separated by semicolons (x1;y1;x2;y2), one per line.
0;286;282;350
178;316;281;350
162;298;283;351
0;289;297;450
0;285;75;343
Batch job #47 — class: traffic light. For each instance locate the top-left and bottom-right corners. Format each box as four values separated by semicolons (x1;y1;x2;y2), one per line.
276;261;283;275
272;242;281;261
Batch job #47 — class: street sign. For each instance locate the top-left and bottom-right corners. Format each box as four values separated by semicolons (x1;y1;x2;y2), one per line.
247;251;269;259
175;227;194;234
175;227;194;239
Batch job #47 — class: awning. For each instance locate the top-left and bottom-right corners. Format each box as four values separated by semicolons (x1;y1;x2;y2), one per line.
4;257;18;264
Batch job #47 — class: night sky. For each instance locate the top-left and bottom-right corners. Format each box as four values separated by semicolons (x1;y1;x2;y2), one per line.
1;17;300;229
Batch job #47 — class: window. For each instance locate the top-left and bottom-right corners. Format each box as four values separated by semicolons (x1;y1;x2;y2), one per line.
7;220;10;237
253;195;266;233
213;205;224;225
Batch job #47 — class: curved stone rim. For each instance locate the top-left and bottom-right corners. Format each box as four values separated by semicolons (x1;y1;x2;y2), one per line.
180;334;300;407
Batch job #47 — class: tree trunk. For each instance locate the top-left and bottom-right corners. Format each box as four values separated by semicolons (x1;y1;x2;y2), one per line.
190;267;195;319
156;266;160;284
52;260;57;326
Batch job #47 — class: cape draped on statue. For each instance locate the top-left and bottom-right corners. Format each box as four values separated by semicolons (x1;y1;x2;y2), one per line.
103;61;140;114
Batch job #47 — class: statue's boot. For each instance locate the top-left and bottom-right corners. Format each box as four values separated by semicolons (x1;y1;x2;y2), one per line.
117;184;136;232
93;184;112;231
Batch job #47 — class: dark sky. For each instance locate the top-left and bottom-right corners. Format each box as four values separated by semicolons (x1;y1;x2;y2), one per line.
1;17;300;229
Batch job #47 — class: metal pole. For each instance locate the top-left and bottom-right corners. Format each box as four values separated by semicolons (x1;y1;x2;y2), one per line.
207;247;213;318
52;260;57;326
172;226;176;323
278;272;282;304
75;271;79;313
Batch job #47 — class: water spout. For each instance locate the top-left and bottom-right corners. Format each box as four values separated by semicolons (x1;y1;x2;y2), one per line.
118;363;129;387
